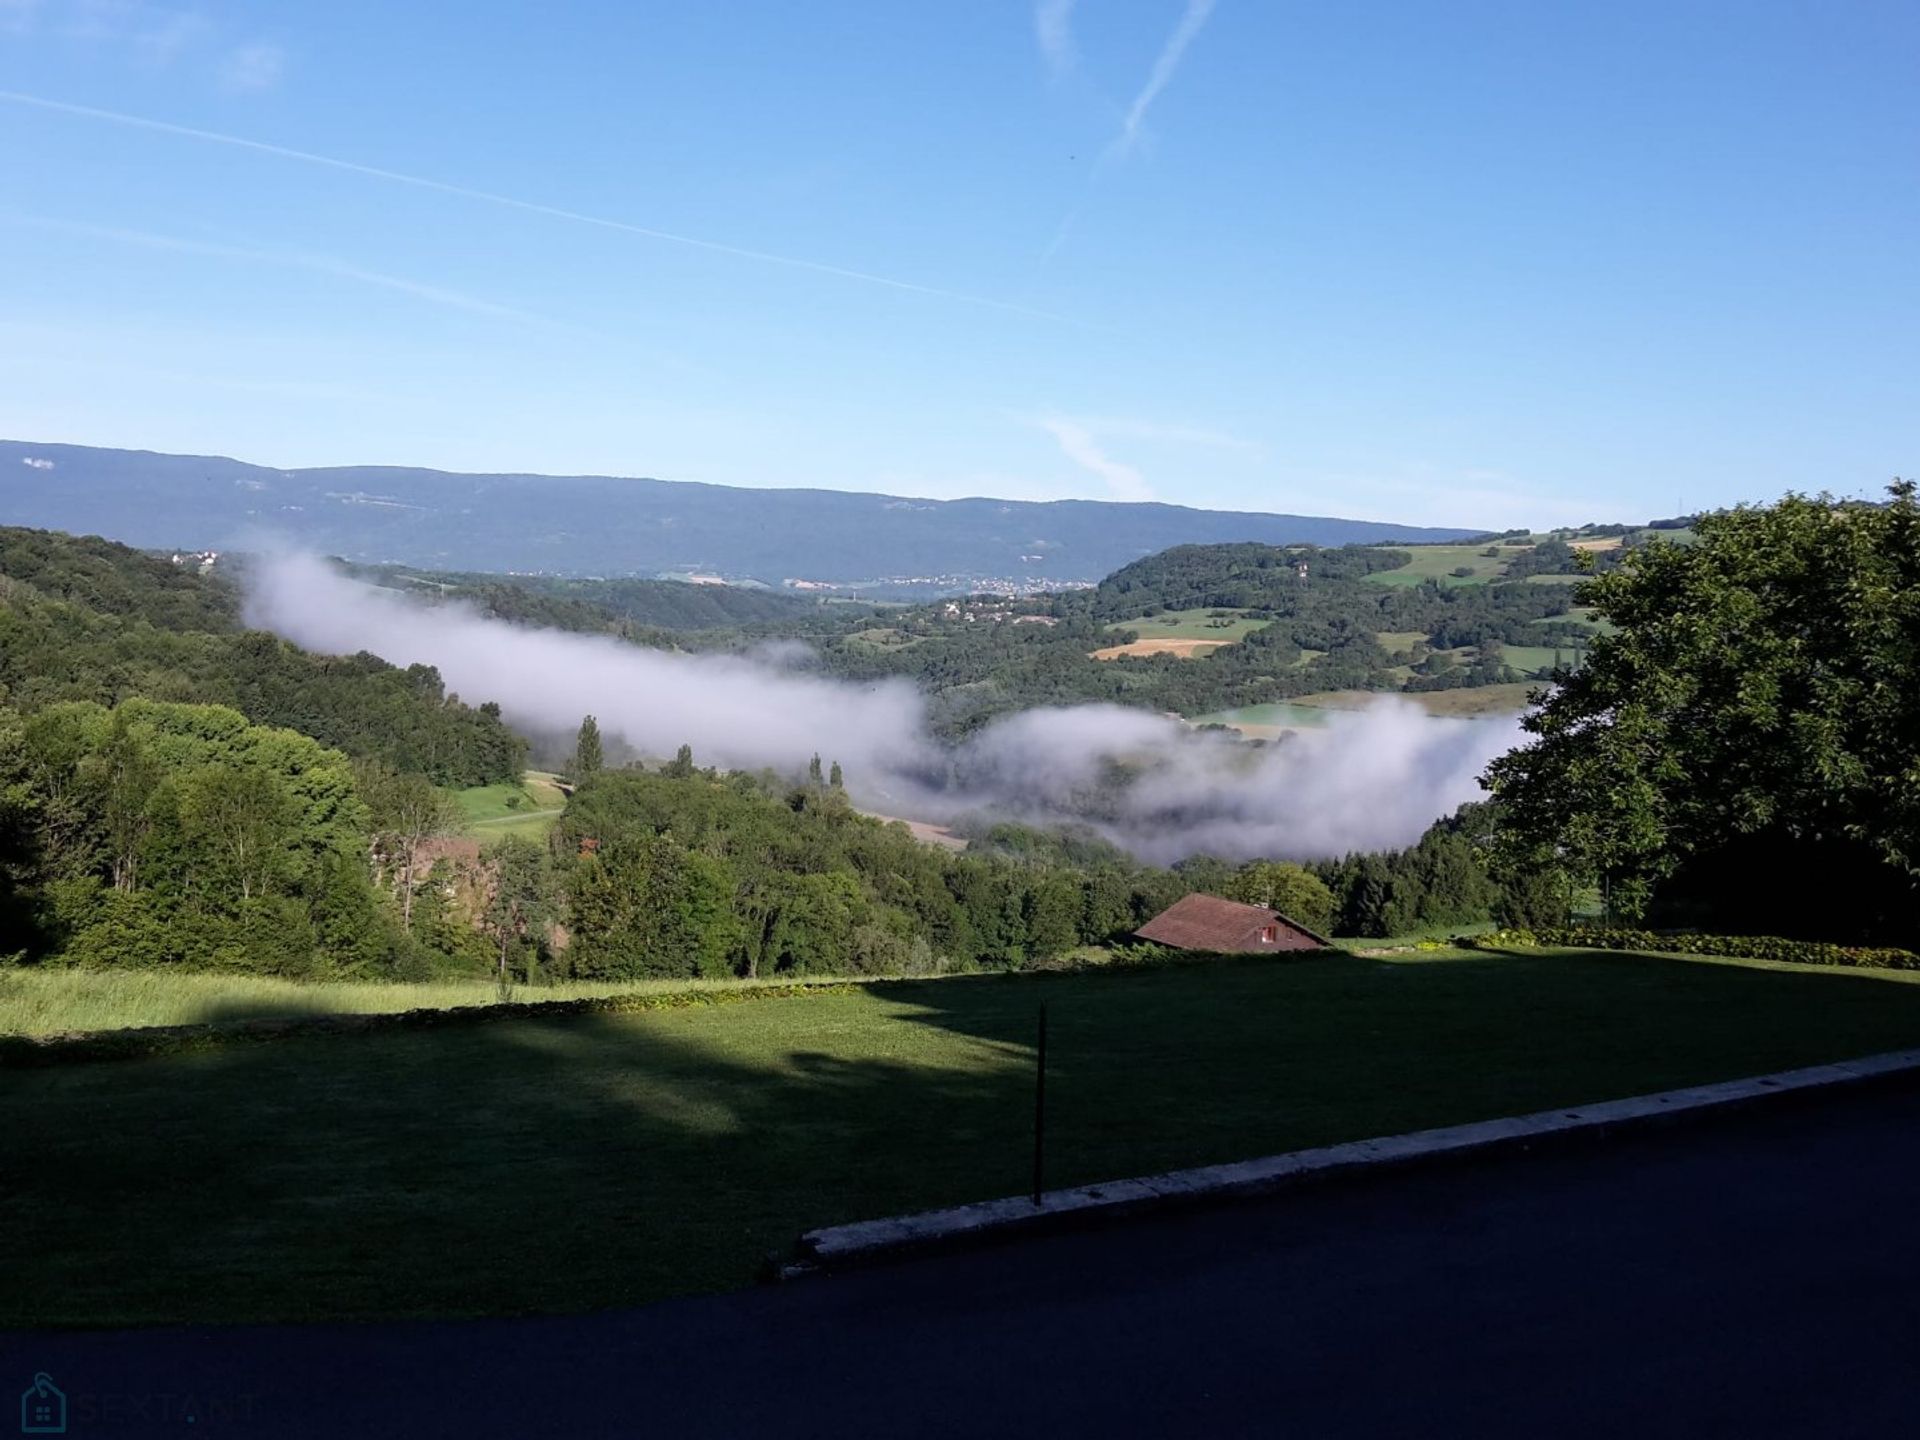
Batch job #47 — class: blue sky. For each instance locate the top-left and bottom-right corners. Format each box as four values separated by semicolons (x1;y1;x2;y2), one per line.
0;1;1913;528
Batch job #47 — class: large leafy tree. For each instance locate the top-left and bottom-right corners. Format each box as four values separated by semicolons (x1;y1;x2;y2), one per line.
1225;860;1336;936
1484;484;1920;941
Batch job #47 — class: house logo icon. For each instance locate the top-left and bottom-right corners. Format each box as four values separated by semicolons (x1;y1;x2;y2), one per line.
19;1372;65;1434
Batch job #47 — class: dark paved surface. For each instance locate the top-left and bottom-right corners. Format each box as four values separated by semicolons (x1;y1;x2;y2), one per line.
8;1082;1920;1438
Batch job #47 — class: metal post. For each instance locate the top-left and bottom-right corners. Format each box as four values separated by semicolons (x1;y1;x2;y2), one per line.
1032;1001;1048;1207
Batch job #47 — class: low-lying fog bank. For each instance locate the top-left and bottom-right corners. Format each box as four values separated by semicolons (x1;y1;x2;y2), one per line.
247;553;1523;864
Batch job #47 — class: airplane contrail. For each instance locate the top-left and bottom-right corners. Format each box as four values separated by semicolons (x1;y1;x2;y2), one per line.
0;89;1074;325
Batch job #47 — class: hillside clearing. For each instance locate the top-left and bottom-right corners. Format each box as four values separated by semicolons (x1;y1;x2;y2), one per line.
1191;702;1333;732
10;950;1920;1327
1500;644;1568;677
1092;637;1235;660
453;771;568;837
1287;683;1541;717
1363;544;1524;587
1104;607;1269;642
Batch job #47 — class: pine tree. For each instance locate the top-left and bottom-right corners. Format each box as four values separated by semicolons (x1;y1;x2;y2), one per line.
828;760;844;790
571;715;604;780
807;754;824;786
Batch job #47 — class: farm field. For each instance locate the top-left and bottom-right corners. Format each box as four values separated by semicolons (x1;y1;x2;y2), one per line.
1192;702;1333;732
11;948;1920;1327
1363;544;1526;587
1106;607;1270;642
1091;637;1235;660
1500;644;1568;677
1093;607;1271;658
1375;629;1431;658
453;770;568;837
1289;683;1541;717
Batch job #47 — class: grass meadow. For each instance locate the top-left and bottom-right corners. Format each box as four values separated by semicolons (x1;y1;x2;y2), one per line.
10;948;1920;1327
0;968;849;1037
1500;644;1569;677
1288;684;1541;717
452;770;568;839
1103;607;1271;642
1192;702;1333;731
1363;544;1527;587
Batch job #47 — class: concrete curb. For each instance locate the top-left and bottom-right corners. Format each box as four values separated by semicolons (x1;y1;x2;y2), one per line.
784;1046;1920;1279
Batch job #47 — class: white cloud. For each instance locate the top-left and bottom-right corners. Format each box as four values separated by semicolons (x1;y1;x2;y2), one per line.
248;555;1523;864
220;40;283;91
1035;0;1076;79
1039;416;1154;502
1113;0;1217;159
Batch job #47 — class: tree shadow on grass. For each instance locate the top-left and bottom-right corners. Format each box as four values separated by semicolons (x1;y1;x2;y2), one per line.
8;948;1920;1327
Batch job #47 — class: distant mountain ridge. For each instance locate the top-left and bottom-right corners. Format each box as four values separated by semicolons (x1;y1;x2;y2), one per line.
0;440;1479;585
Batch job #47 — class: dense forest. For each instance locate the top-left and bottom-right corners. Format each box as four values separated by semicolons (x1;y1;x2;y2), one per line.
0;528;526;786
350;563;846;632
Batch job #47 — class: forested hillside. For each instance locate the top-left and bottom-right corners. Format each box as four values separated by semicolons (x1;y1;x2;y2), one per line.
325;530;1639;736
0;521;1567;980
0;528;525;786
353;564;840;631
723;535;1616;733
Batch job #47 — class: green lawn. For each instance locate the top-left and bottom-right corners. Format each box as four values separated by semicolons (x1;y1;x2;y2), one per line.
0;969;848;1036
10;949;1920;1328
1104;607;1270;642
453;771;568;837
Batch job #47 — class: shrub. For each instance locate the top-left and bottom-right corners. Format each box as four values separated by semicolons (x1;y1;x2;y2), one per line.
1462;925;1920;972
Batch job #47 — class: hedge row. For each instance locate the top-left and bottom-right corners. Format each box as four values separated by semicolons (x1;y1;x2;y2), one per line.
1467;926;1920;972
0;981;862;1069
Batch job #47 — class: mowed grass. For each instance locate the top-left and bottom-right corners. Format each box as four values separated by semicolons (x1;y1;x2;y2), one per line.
0;968;847;1036
453;771;568;837
11;949;1920;1326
